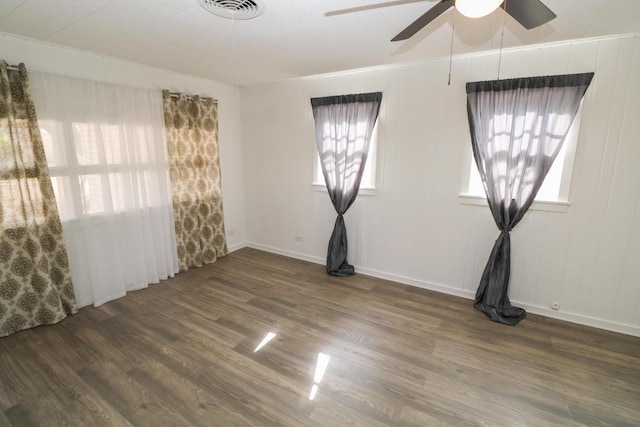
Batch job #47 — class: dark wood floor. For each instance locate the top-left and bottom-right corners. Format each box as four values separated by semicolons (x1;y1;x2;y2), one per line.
1;248;639;426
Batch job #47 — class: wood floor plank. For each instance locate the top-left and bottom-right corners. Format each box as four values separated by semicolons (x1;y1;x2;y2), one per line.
397;404;460;427
432;338;640;418
78;360;193;427
4;397;72;427
0;247;639;426
28;343;134;426
308;394;394;427
196;366;321;427
318;370;406;424
0;351;42;410
0;411;11;427
184;330;311;400
127;359;253;427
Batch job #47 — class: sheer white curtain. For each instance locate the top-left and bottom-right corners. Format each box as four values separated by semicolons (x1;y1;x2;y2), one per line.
29;73;178;307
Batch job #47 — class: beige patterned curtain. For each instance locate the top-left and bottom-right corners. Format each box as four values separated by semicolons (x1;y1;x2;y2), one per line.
162;91;227;272
0;62;77;337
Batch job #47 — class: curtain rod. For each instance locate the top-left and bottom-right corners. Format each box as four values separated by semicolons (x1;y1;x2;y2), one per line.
0;67;215;99
0;67;216;100
168;92;215;102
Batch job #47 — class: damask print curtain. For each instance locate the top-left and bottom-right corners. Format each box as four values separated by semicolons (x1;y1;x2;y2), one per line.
467;73;594;326
310;92;382;276
162;91;227;272
0;62;77;336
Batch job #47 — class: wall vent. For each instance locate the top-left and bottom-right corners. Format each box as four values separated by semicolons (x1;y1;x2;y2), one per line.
198;0;265;20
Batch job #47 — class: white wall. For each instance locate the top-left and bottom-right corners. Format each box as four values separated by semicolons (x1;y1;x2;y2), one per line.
241;35;640;336
0;32;247;251
3;31;638;336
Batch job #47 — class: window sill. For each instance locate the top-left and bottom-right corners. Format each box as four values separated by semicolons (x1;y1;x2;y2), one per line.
458;194;570;213
312;183;377;197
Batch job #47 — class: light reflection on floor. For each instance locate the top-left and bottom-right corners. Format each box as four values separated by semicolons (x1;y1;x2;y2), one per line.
310;352;330;400
252;330;331;401
253;331;277;352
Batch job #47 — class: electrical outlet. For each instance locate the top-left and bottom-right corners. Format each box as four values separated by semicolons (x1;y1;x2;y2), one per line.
551;302;560;310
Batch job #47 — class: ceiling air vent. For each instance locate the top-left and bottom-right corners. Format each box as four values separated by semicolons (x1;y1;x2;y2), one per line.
198;0;265;20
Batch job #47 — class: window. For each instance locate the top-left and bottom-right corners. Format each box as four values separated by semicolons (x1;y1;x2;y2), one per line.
313;120;378;192
39;119;167;222
29;71;178;307
462;103;583;211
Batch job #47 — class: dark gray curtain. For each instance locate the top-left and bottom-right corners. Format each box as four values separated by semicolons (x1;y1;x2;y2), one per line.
311;92;382;276
466;73;594;325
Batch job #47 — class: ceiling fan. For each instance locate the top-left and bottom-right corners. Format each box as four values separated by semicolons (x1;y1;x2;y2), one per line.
391;0;556;41
327;0;556;42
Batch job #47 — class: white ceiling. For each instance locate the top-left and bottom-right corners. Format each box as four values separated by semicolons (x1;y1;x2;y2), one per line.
0;0;639;86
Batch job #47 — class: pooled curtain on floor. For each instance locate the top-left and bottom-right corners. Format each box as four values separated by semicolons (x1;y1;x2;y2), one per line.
0;62;77;336
311;92;382;276
162;91;227;272
466;72;594;325
29;72;179;307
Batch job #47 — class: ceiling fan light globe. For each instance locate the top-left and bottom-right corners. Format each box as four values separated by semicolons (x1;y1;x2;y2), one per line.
455;0;505;18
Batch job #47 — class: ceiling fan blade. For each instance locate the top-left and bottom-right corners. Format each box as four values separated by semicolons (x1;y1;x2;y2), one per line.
391;0;453;42
502;0;556;29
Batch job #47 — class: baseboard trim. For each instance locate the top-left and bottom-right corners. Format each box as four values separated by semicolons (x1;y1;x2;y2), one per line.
356;265;477;300
227;241;249;253
245;242;640;337
247;243;325;265
511;302;640;337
